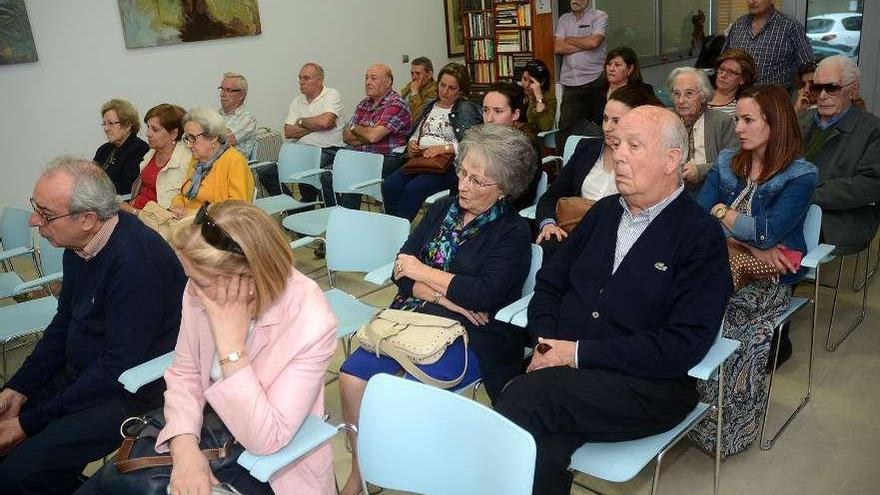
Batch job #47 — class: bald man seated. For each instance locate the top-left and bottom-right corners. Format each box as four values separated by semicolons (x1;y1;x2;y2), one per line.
495;106;733;495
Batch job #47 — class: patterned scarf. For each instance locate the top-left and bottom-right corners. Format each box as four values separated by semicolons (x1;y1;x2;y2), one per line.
680;105;706;163
392;200;507;310
185;143;229;199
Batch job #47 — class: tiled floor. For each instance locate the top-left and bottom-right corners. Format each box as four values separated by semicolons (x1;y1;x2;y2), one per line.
5;238;880;494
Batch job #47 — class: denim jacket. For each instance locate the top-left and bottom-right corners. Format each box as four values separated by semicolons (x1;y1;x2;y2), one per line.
408;97;483;143
697;148;818;284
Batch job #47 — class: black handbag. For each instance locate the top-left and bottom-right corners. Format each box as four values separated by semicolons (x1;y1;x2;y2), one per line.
93;407;245;495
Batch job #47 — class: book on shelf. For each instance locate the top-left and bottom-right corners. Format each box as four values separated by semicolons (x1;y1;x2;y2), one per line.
493;3;531;27
461;0;488;11
497;53;533;79
468;62;497;84
496;29;531;52
465;12;493;38
468;39;495;60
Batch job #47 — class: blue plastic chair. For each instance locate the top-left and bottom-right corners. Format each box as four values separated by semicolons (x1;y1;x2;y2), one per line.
518;171;548;220
760;204;835;450
252;142;324;216
282;149;385;241
0;207;36;296
117;352;345;484
357;374;536;495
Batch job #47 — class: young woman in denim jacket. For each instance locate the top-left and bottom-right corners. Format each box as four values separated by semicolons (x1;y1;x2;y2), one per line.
692;84;818;457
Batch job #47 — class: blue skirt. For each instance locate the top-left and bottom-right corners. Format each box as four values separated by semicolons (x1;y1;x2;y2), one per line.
340;337;482;387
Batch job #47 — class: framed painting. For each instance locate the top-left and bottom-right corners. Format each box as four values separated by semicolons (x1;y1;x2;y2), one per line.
0;0;38;65
444;0;464;57
117;0;262;49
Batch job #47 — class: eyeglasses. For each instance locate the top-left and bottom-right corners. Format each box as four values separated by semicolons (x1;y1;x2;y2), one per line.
194;202;245;256
217;86;243;93
810;80;855;96
101;120;121;127
455;165;497;189
671;89;701;100
716;66;743;77
30;198;79;224
182;132;206;145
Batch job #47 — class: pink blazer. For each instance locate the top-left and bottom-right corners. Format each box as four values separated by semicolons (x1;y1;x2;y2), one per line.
155;270;338;495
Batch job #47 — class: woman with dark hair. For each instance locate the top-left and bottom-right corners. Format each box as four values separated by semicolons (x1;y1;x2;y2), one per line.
556;46;654;150
520;59;557;132
709;48;757;116
94;99;149;195
692;84;817;456
536;86;662;256
383;63;482;221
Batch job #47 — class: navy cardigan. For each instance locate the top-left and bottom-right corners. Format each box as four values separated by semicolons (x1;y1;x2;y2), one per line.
528;193;733;379
8;213;186;435
395;196;531;326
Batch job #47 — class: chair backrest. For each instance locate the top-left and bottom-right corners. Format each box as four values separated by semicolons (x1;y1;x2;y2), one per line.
358;374;536;495
534;171;548;206
276;142;323;189
803;204;822;253
1;206;33;253
36;235;64;277
332;149;384;203
325;208;410;274
521;244;543;296
251;128;283;163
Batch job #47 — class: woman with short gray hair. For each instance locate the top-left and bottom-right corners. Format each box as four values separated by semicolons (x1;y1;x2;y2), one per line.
336;123;535;495
168;107;254;217
93;98;149;195
667;67;738;193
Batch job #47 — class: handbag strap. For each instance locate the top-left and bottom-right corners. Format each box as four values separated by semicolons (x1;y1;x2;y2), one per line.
376;331;470;389
114;436;234;474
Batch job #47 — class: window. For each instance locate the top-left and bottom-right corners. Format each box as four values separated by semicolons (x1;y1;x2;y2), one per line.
806;18;834;33
806;0;863;62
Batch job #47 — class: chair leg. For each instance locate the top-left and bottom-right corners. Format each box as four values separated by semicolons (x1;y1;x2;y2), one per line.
649;452;664;495
713;360;724;495
826;253;869;351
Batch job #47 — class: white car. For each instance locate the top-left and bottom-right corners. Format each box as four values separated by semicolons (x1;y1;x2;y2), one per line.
806;13;862;49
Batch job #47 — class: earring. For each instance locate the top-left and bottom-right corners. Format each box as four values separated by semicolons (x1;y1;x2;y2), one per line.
498;194;505;201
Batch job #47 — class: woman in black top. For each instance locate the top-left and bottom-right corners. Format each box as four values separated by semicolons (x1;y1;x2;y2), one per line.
94;98;149;195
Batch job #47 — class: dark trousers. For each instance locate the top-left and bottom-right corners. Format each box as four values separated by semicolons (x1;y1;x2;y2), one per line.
382;167;457;221
255;163;292;197
0;374;128;495
468;322;529;403
556;83;595;152
495;367;697;495
300;147;341;204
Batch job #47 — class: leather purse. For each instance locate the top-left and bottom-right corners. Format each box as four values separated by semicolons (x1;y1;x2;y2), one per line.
555;197;596;233
401;153;455;175
355;309;469;389
727;239;779;292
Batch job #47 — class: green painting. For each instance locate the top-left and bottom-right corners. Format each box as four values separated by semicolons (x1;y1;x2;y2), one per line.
0;0;38;65
118;0;262;49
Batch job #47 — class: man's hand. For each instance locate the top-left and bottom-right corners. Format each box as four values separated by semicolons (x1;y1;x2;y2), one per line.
0;389;27;421
527;338;577;372
0;418;26;456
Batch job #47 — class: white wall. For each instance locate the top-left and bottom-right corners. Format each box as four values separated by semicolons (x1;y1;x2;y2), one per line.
0;0;449;207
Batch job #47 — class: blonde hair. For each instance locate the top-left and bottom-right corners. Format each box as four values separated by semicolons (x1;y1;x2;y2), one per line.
101;98;141;134
170;201;293;316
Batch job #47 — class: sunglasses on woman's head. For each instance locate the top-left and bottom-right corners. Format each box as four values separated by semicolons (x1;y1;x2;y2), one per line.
194;202;245;256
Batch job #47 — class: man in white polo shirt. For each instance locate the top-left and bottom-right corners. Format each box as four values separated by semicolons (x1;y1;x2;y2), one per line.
263;62;345;198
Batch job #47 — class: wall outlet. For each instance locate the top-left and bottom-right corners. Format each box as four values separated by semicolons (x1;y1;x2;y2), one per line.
402;54;409;63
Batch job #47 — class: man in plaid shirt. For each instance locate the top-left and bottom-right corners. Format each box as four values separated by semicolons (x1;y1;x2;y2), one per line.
722;0;814;90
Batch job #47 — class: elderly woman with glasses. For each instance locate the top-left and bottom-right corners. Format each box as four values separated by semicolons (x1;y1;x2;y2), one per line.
168;107;254;218
337;124;536;495
94;99;149;195
667;67;738;193
77;201;339;495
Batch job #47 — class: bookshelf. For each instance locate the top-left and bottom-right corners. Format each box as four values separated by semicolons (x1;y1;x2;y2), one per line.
460;0;553;96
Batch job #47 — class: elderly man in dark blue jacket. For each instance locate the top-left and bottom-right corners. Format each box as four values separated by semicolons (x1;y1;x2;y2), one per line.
496;106;733;495
0;158;186;495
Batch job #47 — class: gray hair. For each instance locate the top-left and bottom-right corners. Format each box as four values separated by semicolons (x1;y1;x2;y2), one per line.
183;106;227;140
222;71;248;93
44;156;119;221
817;55;860;85
667;67;714;103
302;62;325;79
458;124;537;201
659;111;689;167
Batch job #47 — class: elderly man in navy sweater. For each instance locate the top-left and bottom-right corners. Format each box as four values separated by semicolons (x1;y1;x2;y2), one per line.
496;106;733;495
0;158;186;495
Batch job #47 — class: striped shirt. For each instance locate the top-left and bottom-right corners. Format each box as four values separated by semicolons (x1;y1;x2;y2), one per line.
76;215;119;261
722;8;814;88
613;185;684;273
221;105;258;159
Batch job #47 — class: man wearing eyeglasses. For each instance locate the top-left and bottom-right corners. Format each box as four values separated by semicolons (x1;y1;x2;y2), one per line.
800;55;880;255
218;71;258;159
0;158;186;494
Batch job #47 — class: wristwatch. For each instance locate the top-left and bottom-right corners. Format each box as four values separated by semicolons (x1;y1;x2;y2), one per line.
218;349;248;366
711;204;729;220
432;291;442;304
296;118;303;127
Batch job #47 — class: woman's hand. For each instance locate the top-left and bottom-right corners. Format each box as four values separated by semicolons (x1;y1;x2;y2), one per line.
394;254;427;282
440;297;490;326
422;145;450;159
536;223;568;243
169;206;189;219
191;274;255;351
169;441;219;495
745;244;799;274
407;140;422;158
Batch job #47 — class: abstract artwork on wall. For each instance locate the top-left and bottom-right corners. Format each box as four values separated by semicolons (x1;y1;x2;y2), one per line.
117;0;262;49
0;0;38;65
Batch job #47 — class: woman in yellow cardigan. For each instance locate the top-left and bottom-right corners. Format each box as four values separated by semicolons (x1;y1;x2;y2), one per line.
170;106;254;218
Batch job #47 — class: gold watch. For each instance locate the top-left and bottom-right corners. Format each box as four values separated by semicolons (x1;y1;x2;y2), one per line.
218;349;248;366
711;204;729;220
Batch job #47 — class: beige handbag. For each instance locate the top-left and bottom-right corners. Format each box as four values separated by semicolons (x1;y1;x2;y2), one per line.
137;201;178;241
355;308;469;389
